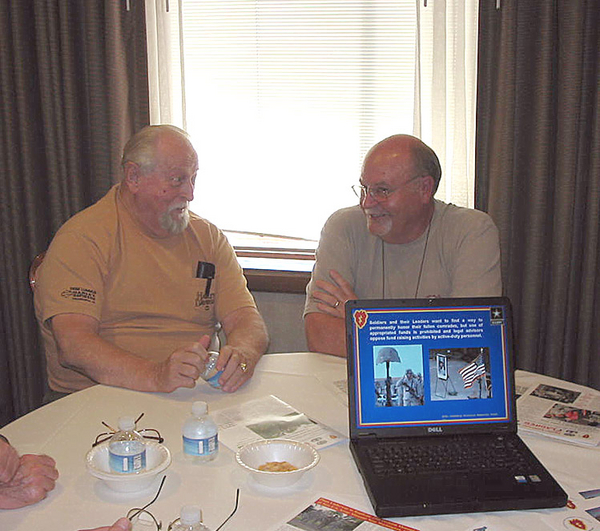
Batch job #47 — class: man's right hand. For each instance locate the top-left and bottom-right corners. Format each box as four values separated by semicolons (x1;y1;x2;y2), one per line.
152;335;212;393
0;454;59;510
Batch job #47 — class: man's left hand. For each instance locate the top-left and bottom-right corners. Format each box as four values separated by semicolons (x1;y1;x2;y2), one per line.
215;345;259;393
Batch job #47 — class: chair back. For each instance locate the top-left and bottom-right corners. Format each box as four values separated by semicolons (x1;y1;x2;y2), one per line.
29;251;46;291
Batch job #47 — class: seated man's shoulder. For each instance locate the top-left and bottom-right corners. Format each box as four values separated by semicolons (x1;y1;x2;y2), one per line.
437;201;497;230
322;205;364;233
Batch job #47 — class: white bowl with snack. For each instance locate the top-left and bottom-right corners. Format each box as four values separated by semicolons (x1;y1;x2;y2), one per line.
85;441;171;493
235;439;320;488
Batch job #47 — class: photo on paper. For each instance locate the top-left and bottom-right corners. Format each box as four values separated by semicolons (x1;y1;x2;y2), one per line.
286;502;362;531
246;412;316;439
581;488;600;500
543;404;600;427
586;506;600;522
531;383;581;404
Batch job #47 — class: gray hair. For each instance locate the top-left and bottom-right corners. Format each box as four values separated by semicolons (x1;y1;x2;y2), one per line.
121;124;191;172
410;139;442;194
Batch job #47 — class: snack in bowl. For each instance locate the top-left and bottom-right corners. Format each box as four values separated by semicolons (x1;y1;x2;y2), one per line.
236;439;319;488
258;461;298;472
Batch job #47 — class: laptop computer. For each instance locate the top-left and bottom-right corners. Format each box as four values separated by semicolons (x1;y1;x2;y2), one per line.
345;296;568;518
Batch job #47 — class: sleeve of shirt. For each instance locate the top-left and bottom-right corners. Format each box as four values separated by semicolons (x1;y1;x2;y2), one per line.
211;228;257;321
446;210;503;297
304;209;357;316
36;229;108;326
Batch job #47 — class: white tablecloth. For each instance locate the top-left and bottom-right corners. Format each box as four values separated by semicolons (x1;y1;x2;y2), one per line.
1;353;599;531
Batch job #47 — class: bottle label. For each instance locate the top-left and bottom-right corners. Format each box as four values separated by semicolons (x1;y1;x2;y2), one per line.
183;434;218;456
205;371;223;389
109;449;146;474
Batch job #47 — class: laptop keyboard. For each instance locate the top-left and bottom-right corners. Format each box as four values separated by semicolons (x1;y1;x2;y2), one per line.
367;436;530;476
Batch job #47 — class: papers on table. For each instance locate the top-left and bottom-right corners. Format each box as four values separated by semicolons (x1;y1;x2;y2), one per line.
213;395;346;451
517;377;600;446
273;498;420;531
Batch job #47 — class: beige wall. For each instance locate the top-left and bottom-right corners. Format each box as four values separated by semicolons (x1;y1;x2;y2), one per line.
252;291;307;353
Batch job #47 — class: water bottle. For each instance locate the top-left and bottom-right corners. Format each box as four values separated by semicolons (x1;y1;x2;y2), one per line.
169;505;211;531
182;401;219;463
200;333;222;389
108;416;146;474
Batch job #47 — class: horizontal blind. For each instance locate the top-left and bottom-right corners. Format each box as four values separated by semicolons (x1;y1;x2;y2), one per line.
176;0;418;240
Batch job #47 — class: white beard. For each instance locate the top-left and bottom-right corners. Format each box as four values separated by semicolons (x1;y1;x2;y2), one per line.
160;203;190;234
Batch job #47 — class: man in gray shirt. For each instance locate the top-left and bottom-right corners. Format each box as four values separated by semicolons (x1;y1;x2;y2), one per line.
304;134;502;357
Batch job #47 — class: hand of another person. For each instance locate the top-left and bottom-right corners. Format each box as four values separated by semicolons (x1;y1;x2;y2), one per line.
0;453;58;509
79;516;132;531
0;438;20;484
153;336;211;393
312;269;358;319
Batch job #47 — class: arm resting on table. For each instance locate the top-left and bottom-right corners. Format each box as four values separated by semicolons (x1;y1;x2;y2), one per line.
51;313;207;393
305;312;347;358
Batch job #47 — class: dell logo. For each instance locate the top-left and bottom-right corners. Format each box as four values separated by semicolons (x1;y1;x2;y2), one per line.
428;427;443;433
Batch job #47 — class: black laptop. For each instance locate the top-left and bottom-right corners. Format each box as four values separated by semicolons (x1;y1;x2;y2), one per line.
345;296;568;518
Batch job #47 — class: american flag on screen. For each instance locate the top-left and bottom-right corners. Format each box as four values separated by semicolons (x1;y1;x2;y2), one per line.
458;354;486;389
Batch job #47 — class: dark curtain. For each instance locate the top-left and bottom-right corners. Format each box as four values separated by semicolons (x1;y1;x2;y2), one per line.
0;0;149;426
476;0;600;389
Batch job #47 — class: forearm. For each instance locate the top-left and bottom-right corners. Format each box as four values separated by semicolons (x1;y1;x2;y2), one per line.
223;307;269;361
51;315;159;392
305;312;347;357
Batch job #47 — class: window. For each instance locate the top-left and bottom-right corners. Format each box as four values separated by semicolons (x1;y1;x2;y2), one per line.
145;0;479;247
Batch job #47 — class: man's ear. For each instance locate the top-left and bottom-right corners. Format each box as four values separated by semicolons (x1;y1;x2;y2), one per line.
419;175;435;202
123;162;141;193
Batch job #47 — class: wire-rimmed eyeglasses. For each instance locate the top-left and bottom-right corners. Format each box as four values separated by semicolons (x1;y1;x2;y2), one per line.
92;413;164;447
126;478;240;531
352;175;425;203
127;475;167;531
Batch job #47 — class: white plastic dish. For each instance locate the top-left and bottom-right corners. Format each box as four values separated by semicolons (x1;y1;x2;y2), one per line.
85;441;171;493
235;439;320;488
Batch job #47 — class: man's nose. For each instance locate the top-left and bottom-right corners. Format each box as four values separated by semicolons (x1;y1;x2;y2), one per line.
361;190;378;208
182;178;195;201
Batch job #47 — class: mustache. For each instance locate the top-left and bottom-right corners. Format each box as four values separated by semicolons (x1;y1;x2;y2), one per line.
167;202;189;213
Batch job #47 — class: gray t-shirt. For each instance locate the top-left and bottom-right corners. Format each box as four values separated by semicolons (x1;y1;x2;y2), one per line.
304;200;502;315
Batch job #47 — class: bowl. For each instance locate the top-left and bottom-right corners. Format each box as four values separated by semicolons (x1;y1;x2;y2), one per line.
235;439;320;488
85;441;171;493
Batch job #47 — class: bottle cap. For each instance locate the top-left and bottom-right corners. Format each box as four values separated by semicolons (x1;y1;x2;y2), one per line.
180;504;202;525
118;416;135;431
192;401;208;417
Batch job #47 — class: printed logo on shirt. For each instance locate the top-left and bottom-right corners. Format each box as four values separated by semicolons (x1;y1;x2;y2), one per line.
195;292;215;310
61;287;97;304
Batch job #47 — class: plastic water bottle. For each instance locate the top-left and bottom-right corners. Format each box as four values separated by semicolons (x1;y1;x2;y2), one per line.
200;334;222;388
182;401;219;463
108;416;146;474
169;505;211;531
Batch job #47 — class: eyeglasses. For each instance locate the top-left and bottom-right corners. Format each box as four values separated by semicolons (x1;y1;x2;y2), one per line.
92;413;164;447
352;175;424;203
128;475;167;531
125;477;240;531
165;489;241;531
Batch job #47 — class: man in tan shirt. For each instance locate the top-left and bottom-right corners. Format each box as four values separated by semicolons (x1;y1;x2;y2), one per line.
35;125;268;396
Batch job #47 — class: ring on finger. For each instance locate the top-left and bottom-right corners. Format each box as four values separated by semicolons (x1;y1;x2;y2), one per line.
333;300;340;308
239;362;248;373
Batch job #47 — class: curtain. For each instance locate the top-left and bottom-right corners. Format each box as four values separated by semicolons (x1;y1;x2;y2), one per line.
415;0;480;208
0;0;149;426
476;0;600;389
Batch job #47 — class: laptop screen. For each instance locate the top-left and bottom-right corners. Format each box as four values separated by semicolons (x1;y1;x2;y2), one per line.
346;297;516;438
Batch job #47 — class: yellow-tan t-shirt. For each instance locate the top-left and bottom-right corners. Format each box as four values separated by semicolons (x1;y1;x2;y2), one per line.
35;184;256;393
